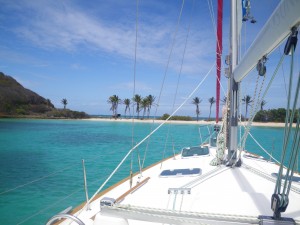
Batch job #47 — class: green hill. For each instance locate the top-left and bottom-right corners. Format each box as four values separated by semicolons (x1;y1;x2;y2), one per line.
0;72;89;118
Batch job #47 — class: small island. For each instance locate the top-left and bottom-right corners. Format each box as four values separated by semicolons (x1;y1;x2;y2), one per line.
0;72;89;119
0;71;295;125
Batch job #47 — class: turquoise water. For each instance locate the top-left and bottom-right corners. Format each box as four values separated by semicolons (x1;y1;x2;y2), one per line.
0;119;298;224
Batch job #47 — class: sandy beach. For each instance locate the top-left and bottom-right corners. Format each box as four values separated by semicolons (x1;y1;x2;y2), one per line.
85;117;289;127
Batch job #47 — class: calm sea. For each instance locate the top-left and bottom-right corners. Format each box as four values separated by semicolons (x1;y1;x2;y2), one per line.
0;119;298;225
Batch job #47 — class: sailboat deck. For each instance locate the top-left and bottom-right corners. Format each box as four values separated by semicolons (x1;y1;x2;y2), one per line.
63;146;300;225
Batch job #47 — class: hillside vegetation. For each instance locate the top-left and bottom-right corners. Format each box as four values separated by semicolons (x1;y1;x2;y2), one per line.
0;72;89;119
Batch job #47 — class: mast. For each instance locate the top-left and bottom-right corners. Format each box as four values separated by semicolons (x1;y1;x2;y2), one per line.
227;0;240;166
216;0;223;124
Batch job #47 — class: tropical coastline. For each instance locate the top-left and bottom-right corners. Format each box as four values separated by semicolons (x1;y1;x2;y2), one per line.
0;118;294;225
84;117;290;127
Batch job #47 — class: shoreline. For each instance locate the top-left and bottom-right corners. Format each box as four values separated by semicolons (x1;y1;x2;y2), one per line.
84;117;289;128
0;116;291;128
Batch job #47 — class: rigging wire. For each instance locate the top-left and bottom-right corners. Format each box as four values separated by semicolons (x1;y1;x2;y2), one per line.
285;109;300;196
248;132;280;164
17;168;110;224
207;0;224;122
278;46;288;97
160;0;195;167
0;153;109;196
152;0;185;118
275;47;295;195
130;0;140;187
141;0;186;170
85;63;215;211
271;45;300;218
229;53;286;167
0;163;75;196
239;69;266;155
244;22;247;57
207;0;221;60
239;53;285;154
281;68;300;195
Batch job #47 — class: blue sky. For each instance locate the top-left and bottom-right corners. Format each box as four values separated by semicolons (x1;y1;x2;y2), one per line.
1;0;296;118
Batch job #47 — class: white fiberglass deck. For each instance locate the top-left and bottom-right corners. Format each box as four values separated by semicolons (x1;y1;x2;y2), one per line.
59;146;300;225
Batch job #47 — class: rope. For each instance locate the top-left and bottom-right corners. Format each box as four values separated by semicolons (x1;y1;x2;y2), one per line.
140;0;187;171
17;167;109;224
210;122;227;166
160;0;195;167
239;72;266;157
242;163;300;194
282;71;300;195
236;53;286;167
260;54;285;101
160;126;171;169
136;147;143;179
275;48;295;195
207;0;225;123
272;47;300;216
248;132;280;164
207;0;223;64
241;68;265;141
84;63;215;212
278;46;288;97
105;204;261;224
0;164;76;196
201;129;217;145
130;0;140;188
0;153;109;196
207;81;229;167
141;123;154;170
152;0;185;119
234;55;287;166
286;111;300;196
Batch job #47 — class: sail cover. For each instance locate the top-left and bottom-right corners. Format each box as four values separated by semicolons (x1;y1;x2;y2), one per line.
216;0;223;123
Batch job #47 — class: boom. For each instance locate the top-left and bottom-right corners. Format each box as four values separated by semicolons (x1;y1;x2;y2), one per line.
233;0;300;82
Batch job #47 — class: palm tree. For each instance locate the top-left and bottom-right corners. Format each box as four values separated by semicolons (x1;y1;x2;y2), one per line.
61;98;68;109
208;97;216;121
123;98;131;118
140;98;149;119
242;95;253;120
260;100;267;111
145;95;156;118
192;97;202;121
107;95;121;118
132;94;142;118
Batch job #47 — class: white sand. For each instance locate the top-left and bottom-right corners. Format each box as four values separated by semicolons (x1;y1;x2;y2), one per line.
84;117;290;127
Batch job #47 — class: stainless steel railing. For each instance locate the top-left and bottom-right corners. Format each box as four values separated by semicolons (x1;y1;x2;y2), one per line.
46;213;85;225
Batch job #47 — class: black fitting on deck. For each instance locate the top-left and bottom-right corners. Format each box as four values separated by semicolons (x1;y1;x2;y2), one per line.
258;215;295;225
271;193;289;220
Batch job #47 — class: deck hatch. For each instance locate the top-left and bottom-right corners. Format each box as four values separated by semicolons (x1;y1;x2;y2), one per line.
160;168;201;177
181;146;209;157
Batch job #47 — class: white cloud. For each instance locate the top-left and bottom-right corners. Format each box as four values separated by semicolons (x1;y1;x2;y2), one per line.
110;81;155;95
8;0;215;75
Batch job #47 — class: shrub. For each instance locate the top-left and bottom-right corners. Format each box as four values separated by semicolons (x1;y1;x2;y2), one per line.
159;113;193;121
